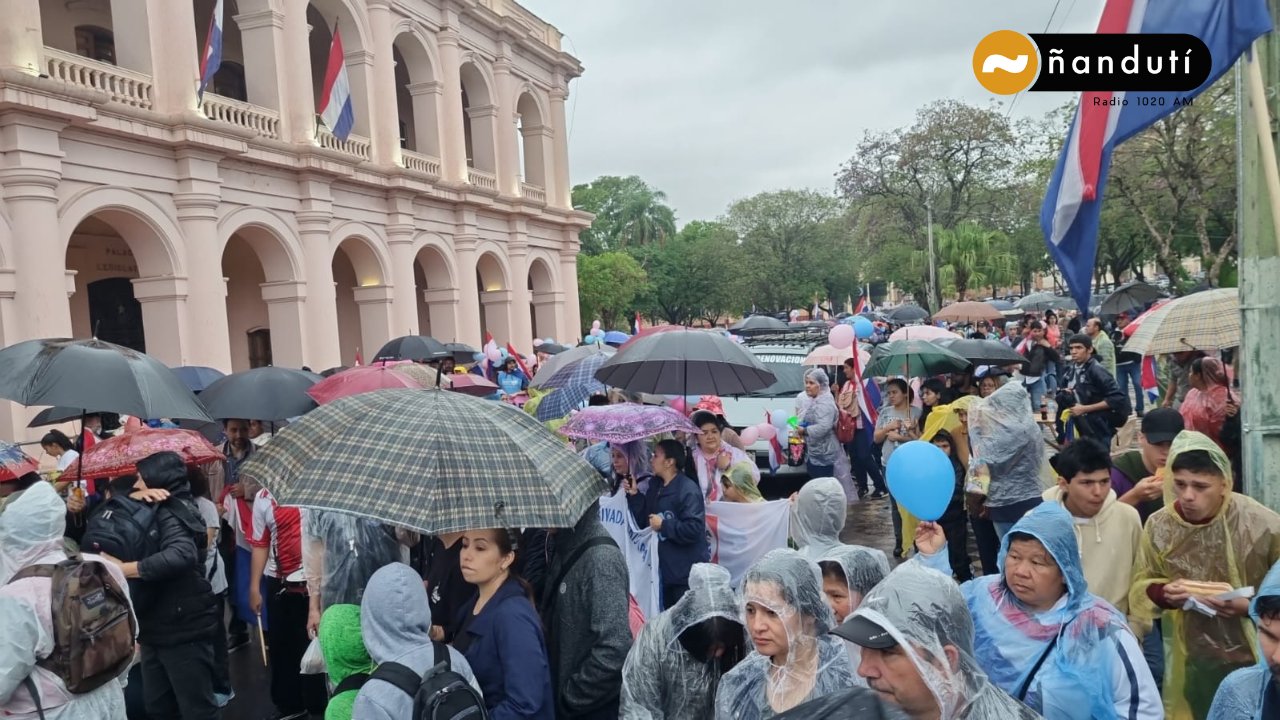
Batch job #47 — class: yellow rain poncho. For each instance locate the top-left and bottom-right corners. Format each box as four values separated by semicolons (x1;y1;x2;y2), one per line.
1129;431;1280;720
900;396;976;556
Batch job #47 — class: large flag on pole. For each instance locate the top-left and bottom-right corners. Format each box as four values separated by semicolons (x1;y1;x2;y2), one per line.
318;25;355;141
196;0;224;101
1040;0;1271;315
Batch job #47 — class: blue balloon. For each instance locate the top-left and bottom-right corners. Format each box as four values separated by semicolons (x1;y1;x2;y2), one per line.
853;316;874;340
885;440;955;521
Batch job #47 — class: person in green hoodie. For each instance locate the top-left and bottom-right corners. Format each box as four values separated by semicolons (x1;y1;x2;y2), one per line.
320;603;375;720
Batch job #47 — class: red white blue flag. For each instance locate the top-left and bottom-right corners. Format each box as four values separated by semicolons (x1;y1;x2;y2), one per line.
318;26;355;141
196;0;223;101
1040;0;1270;315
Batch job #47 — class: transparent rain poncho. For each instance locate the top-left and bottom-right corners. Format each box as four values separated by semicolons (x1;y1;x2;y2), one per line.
1207;560;1280;720
790;477;849;562
966;381;1045;508
1130;431;1280;719
621;564;746;719
850;562;1041;720
714;549;855;719
302;509;412;609
819;545;891;686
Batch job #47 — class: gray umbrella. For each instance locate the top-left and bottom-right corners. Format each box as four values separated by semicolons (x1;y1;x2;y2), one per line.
1100;281;1165;317
935;338;1027;367
730;315;789;333
198;366;319;421
0;338;211;421
532;344;615;388
1014;292;1074;312
27;406;112;428
883;304;930;324
593;328;776;395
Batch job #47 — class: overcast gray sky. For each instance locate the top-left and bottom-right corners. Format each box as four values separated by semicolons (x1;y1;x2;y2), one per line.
521;0;1105;224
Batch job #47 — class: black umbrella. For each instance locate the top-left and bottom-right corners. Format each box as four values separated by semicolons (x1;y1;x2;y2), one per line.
535;342;569;356
772;687;904;719
883;304;930;324
729;315;789;333
445;342;481;363
28;406;111;428
1014;292;1074;312
935;338;1027;367
1100;281;1166;317
988;299;1015;311
198;367;319;421
0;338;211;421
374;335;450;362
593;328;776;395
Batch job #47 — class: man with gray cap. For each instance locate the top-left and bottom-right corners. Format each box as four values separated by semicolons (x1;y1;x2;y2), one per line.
833;563;1041;719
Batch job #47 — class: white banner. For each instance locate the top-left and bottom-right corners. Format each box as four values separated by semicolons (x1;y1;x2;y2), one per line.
598;491;662;621
706;499;791;587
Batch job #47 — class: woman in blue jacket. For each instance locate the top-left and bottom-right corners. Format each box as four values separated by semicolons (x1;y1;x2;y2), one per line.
455;528;555;720
626;439;711;609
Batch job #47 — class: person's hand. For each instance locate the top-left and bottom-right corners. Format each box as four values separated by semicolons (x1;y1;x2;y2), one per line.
1134;475;1163;500
66;491;86;514
1069;405;1088;417
1204;596;1251;618
624;476;638;496
429;625;446;642
249;586;262;616
98;551;122;567
1161;397;1173;409
794;426;806;437
1163;580;1192;605
130;488;170;504
229;483;245;499
1226;399;1240;418
717;451;732;471
307;605;321;639
914;521;946;556
648;514;663;532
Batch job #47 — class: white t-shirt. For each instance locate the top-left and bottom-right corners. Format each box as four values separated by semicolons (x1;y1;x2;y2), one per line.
876;404;921;467
55;449;80;473
195;497;228;595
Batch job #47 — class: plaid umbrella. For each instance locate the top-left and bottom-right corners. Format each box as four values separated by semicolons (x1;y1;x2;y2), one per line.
559;403;700;443
77;428;224;481
534;382;604;421
1124;288;1240;356
306;362;439;404
238;389;608;534
532;345;615;389
0;441;39;482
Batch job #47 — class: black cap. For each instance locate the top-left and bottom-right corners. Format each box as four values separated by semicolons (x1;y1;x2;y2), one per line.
1141;408;1185;444
832;614;897;649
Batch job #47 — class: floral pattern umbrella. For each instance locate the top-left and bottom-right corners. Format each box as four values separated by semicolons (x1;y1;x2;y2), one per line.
0;441;39;482
78;428;224;481
558;403;700;443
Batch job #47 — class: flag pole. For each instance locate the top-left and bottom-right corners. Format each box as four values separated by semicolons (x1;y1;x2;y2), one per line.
1245;44;1280;256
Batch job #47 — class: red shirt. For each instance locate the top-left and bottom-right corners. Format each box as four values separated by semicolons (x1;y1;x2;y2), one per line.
249;489;302;579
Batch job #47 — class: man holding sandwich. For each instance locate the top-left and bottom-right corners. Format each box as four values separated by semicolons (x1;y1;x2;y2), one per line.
1130;431;1280;719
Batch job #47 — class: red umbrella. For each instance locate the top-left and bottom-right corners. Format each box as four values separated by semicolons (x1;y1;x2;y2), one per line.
1122;298;1173;338
445;374;499;397
78;428;224;481
306;362;439;404
0;441;39;483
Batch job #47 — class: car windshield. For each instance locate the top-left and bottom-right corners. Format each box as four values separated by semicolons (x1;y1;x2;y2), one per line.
745;361;807;397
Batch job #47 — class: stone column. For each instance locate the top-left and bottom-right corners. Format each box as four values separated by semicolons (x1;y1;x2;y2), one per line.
280;0;317;145
344;48;376;140
548;74;573;208
259;280;308;369
174;151;233;370
0;269;17;440
521;124;553;193
407;82;443;158
437;22;467;183
110;1;155;75
453;230;482;347
559;230;583;341
131;276;189;366
531;290;564;344
0;0;43;75
492;47;520;196
366;1;399;164
506;220;533;353
297;206;340;369
467;103;499;175
142;0;198;113
480;289;513;346
232;3;288;119
353;284;394;358
386;223;419;337
423;288;460;343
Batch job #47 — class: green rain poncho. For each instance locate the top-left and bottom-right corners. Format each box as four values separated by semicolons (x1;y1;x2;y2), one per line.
320;603;375;720
1129;431;1280;720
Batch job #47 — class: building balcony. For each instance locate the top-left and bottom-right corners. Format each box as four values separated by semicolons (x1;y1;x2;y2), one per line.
520;182;546;203
316;127;371;161
43;47;153;110
400;149;441;178
467;167;498;192
200;93;281;140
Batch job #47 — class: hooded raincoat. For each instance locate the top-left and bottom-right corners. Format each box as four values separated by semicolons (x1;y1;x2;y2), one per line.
0;482;134;719
714;549;855;719
352;563;479;720
302;509;407;610
849;562;1040;720
1207;560;1280;719
819;545;891;682
319;604;374;720
724;461;764;503
621;564;745;719
796;369;840;467
968;382;1046;511
920;503;1158;718
1130;431;1280;720
791;477;849;562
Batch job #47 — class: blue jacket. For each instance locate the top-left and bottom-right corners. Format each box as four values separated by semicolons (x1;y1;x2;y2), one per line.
627;473;710;586
457;577;555;720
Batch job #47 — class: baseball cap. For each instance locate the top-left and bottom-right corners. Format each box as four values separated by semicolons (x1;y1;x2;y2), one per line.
1141;408;1185;444
832;614;897;650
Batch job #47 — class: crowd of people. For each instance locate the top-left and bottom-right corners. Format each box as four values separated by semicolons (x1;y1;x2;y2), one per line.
0;307;1274;720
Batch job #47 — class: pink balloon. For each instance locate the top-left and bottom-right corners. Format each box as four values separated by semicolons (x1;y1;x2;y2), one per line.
532;338;544;347
592;320;602;330
828;324;856;350
739;426;760;445
757;423;778;441
485;347;503;362
669;397;687;415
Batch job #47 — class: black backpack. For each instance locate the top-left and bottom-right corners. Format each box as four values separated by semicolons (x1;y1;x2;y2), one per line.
80;496;160;563
370;642;487;720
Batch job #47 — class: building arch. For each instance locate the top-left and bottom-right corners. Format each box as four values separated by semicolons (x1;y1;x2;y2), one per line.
58;186;185;277
392;26;441;156
475;246;510;292
527;252;558;291
515;88;548;187
411;233;456;289
217;206;304;282
330;222;391;286
460;55;497;173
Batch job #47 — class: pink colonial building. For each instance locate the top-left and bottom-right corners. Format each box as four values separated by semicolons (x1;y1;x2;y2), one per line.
0;0;587;436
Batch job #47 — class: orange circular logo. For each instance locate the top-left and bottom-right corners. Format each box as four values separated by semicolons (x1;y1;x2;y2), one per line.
972;30;1039;95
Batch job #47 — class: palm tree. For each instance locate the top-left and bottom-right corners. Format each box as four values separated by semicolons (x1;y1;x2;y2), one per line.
934;221;1016;300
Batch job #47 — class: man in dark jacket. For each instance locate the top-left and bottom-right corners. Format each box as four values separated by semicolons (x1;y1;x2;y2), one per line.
97;451;221;720
540;502;631;720
1063;333;1128;448
626;439;710;609
1019;320;1060;411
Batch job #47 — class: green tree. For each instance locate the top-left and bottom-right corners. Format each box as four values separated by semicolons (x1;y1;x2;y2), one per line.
571;175;677;254
577;252;647;331
635;221;747;326
915;222;1016;301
